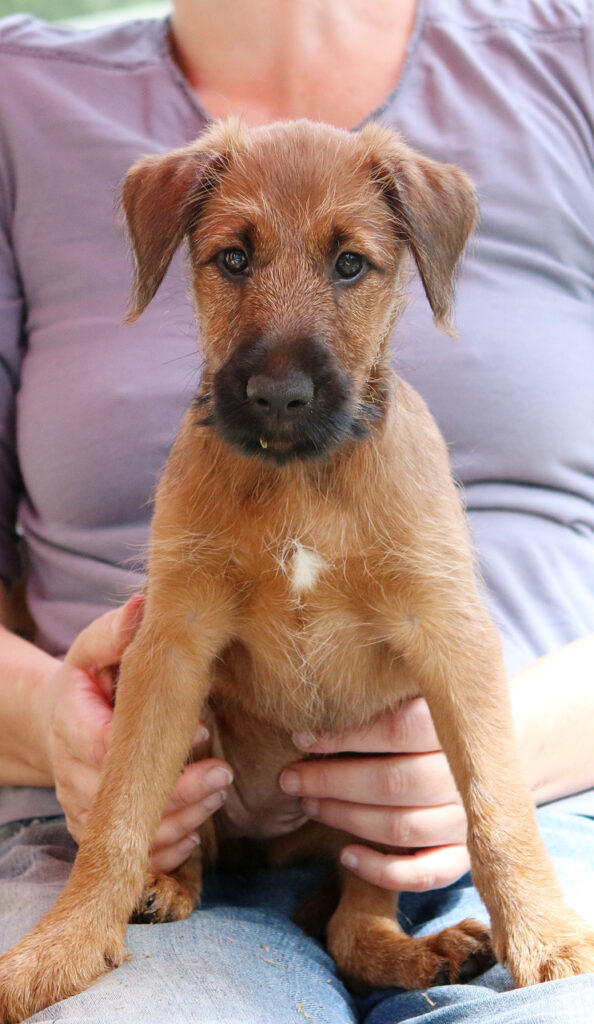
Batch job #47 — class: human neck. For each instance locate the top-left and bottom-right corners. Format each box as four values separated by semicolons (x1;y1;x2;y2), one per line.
169;0;419;128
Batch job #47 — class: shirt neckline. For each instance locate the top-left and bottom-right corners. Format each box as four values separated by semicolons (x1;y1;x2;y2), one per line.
156;0;429;133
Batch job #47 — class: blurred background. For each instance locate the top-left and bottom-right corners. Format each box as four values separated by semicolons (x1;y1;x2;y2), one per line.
0;0;169;26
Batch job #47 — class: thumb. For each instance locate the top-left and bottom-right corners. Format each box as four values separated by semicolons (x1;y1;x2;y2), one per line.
65;595;145;672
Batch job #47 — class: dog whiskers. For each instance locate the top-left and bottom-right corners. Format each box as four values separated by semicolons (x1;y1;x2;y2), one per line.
193;391;215;427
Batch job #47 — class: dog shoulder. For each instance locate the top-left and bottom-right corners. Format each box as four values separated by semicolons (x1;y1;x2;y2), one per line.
379;375;458;499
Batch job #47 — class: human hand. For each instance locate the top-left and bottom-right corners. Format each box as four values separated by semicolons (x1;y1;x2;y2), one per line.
43;597;233;873
280;699;470;891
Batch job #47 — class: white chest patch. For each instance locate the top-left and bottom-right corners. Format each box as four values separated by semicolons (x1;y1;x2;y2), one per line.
290;542;327;596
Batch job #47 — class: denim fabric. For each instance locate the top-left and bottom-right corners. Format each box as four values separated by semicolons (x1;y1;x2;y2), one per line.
0;807;592;1022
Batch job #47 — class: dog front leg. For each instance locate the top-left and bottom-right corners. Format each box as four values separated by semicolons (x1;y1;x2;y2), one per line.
398;606;594;987
0;585;233;1024
132;816;218;924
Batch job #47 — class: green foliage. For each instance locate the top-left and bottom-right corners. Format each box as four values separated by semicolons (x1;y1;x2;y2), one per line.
0;0;158;23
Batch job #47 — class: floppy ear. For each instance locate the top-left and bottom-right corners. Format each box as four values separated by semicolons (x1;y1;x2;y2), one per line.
121;145;226;323
363;125;478;334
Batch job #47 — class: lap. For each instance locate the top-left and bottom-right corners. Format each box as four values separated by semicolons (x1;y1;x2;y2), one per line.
358;807;594;1023
0;807;592;1023
0;817;355;1024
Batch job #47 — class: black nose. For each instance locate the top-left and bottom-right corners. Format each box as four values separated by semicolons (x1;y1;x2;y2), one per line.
246;372;314;419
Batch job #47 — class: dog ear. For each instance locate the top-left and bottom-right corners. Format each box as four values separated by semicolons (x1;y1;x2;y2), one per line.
121;145;226;324
363;126;478;334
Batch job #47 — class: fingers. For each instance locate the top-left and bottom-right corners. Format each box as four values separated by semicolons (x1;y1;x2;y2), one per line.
49;666;115;837
63;754;233;869
280;751;460;807
160;760;232;820
339;842;471;892
149;759;233;873
293;699;440;755
150;835;203;875
56;598;229;873
56;674;113;770
190;722;210;749
57;759;101;844
281;705;468;894
52;599;146;785
301;797;467;848
65;595;145;672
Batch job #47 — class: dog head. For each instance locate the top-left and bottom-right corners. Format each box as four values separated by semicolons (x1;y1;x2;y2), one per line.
123;119;476;463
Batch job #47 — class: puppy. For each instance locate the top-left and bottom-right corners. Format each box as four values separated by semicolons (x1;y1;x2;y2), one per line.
1;119;593;1022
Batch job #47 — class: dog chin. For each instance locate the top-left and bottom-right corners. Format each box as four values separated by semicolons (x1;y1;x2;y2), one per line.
213;413;369;465
241;435;329;464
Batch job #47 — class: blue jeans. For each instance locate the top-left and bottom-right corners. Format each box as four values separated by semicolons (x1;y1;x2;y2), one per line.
0;807;592;1022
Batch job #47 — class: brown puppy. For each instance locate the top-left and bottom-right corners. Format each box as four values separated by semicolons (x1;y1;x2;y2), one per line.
1;119;593;1022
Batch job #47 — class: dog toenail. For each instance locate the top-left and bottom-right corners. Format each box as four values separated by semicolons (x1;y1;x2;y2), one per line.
432;961;451;986
458;955;480;982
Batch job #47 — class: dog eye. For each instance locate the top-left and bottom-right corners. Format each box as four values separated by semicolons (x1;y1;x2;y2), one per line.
334;252;365;281
219;248;250;276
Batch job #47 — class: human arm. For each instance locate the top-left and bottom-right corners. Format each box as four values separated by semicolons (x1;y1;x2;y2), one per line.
0;584;233;872
0;578;59;787
279;635;594;890
511;634;594;805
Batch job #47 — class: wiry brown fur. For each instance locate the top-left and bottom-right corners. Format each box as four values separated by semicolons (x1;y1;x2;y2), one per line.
1;119;593;1023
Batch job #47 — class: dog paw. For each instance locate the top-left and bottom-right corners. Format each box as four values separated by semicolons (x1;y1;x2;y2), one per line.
0;917;127;1023
425;918;496;985
130;871;196;924
503;915;594;987
328;912;495;990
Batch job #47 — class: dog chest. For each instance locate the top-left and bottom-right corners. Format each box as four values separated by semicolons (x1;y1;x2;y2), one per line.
287;541;327;596
211;540;420;733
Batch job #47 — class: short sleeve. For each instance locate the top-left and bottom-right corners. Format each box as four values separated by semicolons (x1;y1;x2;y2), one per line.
0;123;25;584
586;1;594;79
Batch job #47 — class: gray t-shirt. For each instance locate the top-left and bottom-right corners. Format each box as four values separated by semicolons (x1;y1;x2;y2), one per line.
0;1;593;823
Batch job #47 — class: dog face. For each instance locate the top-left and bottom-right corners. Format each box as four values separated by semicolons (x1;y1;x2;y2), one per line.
123;119;476;463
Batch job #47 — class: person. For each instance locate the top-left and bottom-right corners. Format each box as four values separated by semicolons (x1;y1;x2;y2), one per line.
0;0;593;1020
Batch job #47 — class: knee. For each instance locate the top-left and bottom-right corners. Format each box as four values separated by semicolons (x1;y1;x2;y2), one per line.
360;973;594;1024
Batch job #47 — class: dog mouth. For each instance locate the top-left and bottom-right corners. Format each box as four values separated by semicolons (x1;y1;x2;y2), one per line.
258;437;293;453
200;336;375;464
212;392;358;464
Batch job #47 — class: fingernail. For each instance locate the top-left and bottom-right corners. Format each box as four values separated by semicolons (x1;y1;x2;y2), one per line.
180;833;201;855
280;770;301;795
302;798;319;817
204;790;226;811
193;724;210;746
341;851;359;871
122;594;145;631
293;732;317;749
205;766;233;790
